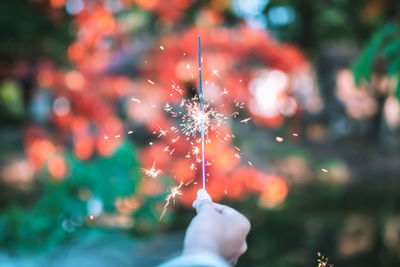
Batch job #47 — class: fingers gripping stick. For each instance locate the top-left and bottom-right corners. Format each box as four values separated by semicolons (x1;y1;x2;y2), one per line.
192;189;212;213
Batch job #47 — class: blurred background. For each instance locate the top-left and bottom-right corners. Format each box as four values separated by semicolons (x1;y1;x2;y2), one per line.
0;0;400;266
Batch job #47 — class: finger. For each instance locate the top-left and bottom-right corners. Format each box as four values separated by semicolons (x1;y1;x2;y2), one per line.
192;189;213;213
196;189;212;202
192;189;212;211
193;199;215;213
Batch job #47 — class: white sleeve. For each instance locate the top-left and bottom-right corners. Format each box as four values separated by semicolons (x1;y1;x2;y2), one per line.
158;251;230;267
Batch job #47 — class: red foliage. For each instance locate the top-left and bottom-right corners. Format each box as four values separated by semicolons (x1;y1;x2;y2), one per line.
25;0;311;209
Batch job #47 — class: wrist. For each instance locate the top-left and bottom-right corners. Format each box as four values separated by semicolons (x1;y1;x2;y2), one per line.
183;244;220;256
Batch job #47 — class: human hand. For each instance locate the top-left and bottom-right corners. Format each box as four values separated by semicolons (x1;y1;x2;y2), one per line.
183;189;250;266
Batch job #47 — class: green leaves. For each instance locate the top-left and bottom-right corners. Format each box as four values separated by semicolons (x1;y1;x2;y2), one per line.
352;23;400;100
0;80;25;121
0;140;146;253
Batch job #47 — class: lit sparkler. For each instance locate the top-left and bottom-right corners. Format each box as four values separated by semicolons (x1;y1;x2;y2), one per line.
198;36;206;190
159;37;237;219
179;98;225;137
163;38;226;191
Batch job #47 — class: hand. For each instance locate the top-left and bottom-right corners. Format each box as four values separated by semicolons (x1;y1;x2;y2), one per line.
183;189;250;266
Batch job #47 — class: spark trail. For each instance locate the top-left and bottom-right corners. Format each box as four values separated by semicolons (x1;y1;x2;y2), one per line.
160;182;183;220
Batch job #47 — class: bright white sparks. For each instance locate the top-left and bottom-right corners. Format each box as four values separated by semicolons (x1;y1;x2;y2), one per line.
144;162;162;178
160;182;183;220
212;69;220;77
130;97;141;103
178;97;226;137
240;118;252;123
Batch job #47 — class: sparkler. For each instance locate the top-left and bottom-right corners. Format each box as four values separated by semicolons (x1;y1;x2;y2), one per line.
180;98;225;137
108;37;254;219
198;36;206;191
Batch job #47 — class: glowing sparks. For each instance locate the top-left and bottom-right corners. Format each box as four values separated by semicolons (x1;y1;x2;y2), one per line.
192;146;200;155
171;81;184;95
130;97;141;103
157;126;168;138
147;79;154;85
144;162;162;178
177;97;226;137
230;111;239;118
234;99;245;109
292;133;299;137
317;252;333;267
211;69;220;77
160;182;183;220
275;136;284;143
128;130;133;134
160;45;164;50
171;136;180;143
322;168;328;173
240;117;252;123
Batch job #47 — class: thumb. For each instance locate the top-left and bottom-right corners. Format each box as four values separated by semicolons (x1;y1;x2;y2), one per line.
192;189;213;213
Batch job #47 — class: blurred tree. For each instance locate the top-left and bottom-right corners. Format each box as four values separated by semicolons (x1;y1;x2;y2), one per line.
264;0;400;57
352;23;400;146
0;0;72;124
0;0;71;64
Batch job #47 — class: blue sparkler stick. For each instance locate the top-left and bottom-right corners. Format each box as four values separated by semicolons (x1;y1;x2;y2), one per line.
198;36;206;190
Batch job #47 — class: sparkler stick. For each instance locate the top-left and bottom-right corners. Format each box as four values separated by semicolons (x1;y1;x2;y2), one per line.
198;36;206;191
